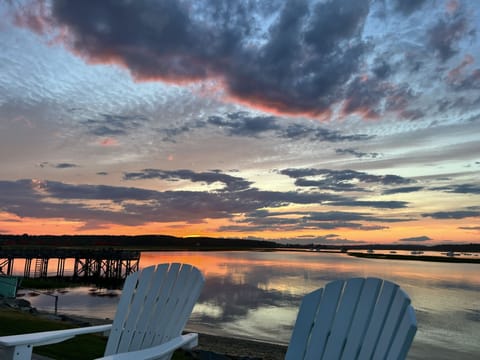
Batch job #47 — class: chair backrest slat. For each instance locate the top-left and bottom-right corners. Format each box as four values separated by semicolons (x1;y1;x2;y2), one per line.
341;278;382;359
129;263;170;351
153;264;203;345
285;288;323;360
287;278;416;360
142;263;183;346
373;288;410;359
116;265;157;354
387;306;417;360
104;263;204;359
322;278;365;359
303;279;343;359
104;270;141;356
357;280;398;359
162;265;205;341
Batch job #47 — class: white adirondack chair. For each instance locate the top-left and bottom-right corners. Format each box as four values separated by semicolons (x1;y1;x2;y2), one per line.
285;277;417;360
0;263;205;360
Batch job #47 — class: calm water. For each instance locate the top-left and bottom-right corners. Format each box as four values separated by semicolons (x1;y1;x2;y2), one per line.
14;251;480;359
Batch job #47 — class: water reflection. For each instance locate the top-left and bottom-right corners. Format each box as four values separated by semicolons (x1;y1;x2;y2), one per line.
16;251;480;356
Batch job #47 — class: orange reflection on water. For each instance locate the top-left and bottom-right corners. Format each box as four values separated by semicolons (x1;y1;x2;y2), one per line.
140;250;476;278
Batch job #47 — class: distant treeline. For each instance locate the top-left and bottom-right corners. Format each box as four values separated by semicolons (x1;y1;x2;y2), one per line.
0;234;280;249
0;234;478;252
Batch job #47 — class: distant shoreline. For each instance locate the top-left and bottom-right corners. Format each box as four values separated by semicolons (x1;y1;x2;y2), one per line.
347;252;480;264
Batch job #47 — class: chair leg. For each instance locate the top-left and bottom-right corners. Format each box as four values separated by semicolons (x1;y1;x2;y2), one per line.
2;344;34;360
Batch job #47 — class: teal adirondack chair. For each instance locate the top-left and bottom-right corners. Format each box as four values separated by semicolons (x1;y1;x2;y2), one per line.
285;278;417;360
0;263;204;360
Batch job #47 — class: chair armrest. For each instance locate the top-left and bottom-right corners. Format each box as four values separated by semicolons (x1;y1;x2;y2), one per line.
0;324;112;348
96;333;198;360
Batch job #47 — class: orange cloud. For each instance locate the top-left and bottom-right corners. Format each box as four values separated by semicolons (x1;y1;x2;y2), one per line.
99;138;118;147
448;54;474;81
13;0;50;35
446;0;460;15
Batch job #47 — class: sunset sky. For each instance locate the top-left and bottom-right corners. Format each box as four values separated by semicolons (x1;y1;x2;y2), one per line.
0;0;479;245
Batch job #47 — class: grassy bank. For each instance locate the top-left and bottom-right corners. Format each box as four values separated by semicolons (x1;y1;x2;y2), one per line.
0;308;106;359
0;309;191;359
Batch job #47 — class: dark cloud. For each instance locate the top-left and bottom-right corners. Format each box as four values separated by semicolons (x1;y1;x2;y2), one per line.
55;163;78;169
385;85;416;112
392;0;427;16
159;112;373;142
400;109;425;121
280;168;413;192
294;178;369;193
422;210;480;219
428;16;468;62
206;112;280;137
39;162;78;169
343;78;425;120
282;124;372;142
219;211;390;232
305;211;408;223
331;200;409;209
383;186;424;195
82;113;148;137
450;69;480;91
432;183;480;194
0;167;414;231
13;0;375;116
398;235;431;242
342;77;387;118
372;59;392;79
459;226;480;231
160;121;205;143
277;235;368;245
228;209;411;233
219;222;388;233
123;169;252;192
335;148;380;159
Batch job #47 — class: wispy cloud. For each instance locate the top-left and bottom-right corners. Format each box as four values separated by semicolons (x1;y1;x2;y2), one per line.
280;168;413;193
422;210;480;219
124;169;252;192
398;235;431;242
0;168;417;231
383;186;424;195
39;162;78;169
335;148;381;159
82;113;149;137
159;112;372;143
432;183;480;194
458;226;480;231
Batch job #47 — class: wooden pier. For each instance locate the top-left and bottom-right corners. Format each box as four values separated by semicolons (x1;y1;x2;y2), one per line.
0;248;140;280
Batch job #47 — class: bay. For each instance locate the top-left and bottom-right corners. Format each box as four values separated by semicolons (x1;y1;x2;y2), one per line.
15;250;480;359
